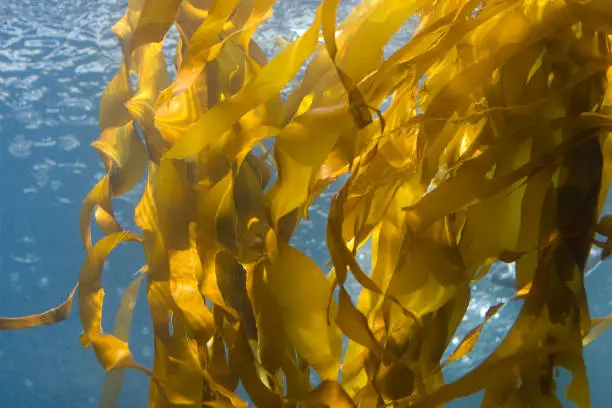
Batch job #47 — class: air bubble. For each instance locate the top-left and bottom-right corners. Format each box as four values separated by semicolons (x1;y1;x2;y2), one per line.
32;137;56;148
10;253;41;264
32;162;52;187
23;39;61;48
7;134;32;158
58;134;80;151
38;276;49;288
58;98;95;125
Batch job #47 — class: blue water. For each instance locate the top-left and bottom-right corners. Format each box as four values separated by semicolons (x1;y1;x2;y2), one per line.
1;0;611;407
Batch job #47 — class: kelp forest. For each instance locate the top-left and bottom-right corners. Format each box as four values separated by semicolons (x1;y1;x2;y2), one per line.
3;0;612;406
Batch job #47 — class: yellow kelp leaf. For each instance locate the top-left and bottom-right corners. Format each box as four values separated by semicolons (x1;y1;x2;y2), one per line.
80;176;112;251
335;287;392;361
0;285;77;330
215;251;257;339
176;345;249;408
169;249;216;341
265;238;342;381
99;62;134;130
165;5;324;159
94;207;123;235
279;352;313;401
221;322;285;407
213;172;241;254
320;0;371;127
89;334;165;404
209;305;241;392
327;182;421;323
193;175;243;311
174;0;209;43
156;309;248;407
231;157;270;263
147;280;210;405
81;122;147;249
135;163;159;233
341;199;411;395
78;231;143;344
155;158;196;250
110;0;142;59
92;121;148;197
323;0;427;127
172;0;241;92
155;69;208;146
131;0;182;51
385;234;464;317
90;334;149;373
179;4;273;97
99;271;145;408
402;340;576;408
126;42;170;163
442;302;504;367
335;0;427;81
245;262;293;382
404;118;596;233
583;314;612;346
296;380;356;408
270;105;352;224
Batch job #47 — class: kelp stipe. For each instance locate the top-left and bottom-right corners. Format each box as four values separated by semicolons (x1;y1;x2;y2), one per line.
3;0;612;406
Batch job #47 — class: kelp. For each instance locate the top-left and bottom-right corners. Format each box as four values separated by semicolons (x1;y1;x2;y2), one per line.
4;0;612;407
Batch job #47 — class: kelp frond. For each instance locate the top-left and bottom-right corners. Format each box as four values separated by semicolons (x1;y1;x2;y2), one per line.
4;0;612;407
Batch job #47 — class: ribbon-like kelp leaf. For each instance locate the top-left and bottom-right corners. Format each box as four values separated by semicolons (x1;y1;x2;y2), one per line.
165;4;324;159
583;314;612;346
81;106;148;250
401;340;578;408
264;235;343;381
130;0;183;52
78;231;143;345
270;105;353;224
296;380;357;407
126;43;170;163
245;261;303;393
99;270;145;408
441;281;534;368
0;285;77;330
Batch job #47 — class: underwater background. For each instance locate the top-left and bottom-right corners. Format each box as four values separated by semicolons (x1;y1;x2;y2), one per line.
1;0;612;406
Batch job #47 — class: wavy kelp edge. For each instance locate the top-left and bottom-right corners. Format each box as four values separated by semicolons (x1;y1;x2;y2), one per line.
3;0;612;407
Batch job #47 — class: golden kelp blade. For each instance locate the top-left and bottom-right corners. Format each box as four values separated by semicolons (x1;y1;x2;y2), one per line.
264;236;343;381
99;270;145;408
0;285;77;330
165;3;324;159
